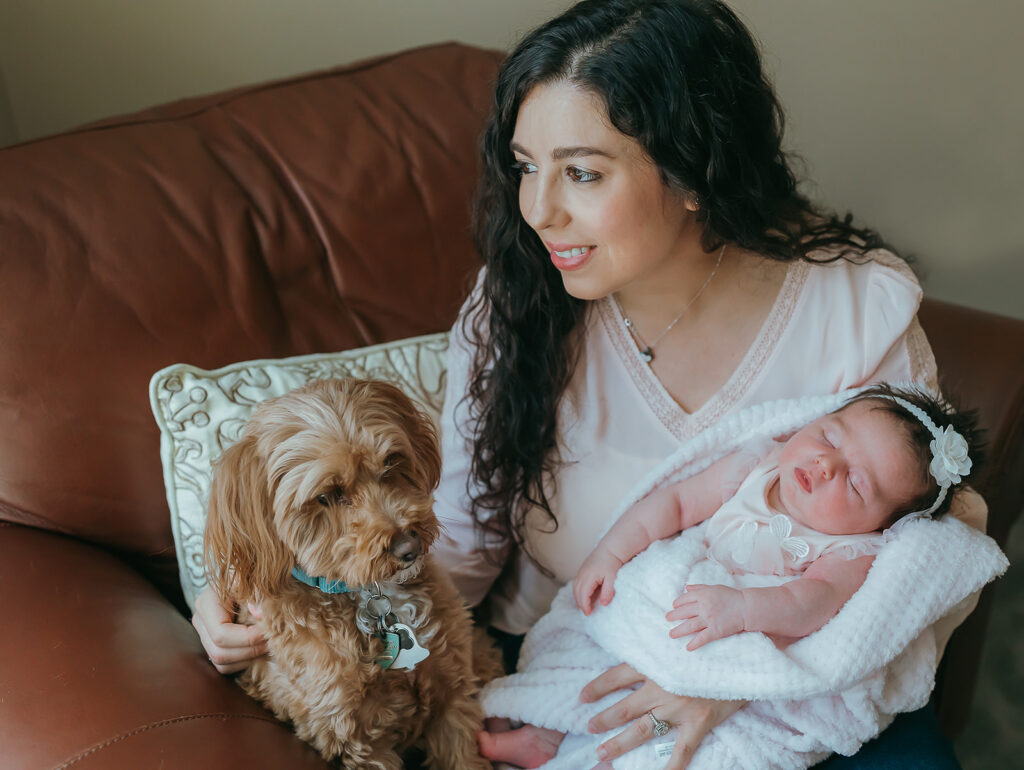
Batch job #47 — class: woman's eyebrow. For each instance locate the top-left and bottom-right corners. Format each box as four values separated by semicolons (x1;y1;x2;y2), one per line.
509;141;532;158
510;141;615;161
551;145;615;160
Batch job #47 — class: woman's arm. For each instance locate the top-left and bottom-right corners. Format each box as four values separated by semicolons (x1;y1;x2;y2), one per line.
667;553;875;649
431;273;509;606
848;257;989;653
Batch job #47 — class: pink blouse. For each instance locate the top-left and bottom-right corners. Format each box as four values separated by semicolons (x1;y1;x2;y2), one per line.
434;251;937;634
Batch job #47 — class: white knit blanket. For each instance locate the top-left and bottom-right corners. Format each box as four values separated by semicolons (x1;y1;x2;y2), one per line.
480;392;1008;769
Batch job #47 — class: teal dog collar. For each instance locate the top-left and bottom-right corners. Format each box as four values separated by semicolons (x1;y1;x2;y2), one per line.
290;566;352;594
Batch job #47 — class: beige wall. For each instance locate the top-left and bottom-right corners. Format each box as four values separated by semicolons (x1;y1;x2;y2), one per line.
0;65;17;146
730;0;1023;320
0;0;1019;318
0;0;568;141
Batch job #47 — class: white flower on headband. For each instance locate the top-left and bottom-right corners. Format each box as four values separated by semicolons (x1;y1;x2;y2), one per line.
929;425;972;487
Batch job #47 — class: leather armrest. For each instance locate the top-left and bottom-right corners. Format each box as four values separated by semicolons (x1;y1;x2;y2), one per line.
919;297;1024;543
918;298;1024;736
0;523;329;768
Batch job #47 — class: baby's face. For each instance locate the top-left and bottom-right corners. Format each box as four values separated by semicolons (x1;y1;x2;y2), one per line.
770;400;926;535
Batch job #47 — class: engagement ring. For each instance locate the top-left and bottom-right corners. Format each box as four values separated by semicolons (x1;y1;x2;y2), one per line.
647;710;671;737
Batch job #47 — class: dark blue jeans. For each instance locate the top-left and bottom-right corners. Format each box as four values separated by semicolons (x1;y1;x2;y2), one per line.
486;628;961;769
815;704;960;768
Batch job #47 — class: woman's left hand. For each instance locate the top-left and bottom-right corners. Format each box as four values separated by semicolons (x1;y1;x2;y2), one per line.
580;663;743;770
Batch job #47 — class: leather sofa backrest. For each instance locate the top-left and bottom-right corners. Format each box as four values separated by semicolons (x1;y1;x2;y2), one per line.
0;43;501;594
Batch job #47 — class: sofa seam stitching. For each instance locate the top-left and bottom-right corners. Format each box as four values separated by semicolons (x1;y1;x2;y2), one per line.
52;712;283;768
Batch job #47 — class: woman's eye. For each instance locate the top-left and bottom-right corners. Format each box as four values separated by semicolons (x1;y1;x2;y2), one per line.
566;166;599;183
512;159;537;176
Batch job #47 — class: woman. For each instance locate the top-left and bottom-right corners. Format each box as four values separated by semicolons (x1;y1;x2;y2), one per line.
194;1;978;767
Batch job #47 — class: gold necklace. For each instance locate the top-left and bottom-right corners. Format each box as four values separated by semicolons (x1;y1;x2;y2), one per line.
616;244;726;364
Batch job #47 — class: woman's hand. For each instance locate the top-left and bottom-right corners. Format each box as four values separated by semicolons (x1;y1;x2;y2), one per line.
580;663;743;769
192;585;268;674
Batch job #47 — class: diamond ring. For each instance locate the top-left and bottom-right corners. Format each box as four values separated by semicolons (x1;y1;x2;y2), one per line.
647;710;671;737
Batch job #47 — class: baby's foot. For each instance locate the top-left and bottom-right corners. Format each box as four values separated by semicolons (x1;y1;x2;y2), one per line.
477;724;565;769
484;716;512;733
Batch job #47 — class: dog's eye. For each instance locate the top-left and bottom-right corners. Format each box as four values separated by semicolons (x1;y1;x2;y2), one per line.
382;453;404;477
316;487;348;507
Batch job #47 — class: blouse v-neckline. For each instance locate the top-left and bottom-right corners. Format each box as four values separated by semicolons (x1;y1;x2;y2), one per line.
598;259;810;442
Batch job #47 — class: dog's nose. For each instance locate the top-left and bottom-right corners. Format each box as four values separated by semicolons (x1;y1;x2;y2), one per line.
390;531;422;564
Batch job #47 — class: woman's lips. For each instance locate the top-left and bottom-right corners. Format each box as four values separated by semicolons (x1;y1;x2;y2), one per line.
795;467;812;493
548;243;595;271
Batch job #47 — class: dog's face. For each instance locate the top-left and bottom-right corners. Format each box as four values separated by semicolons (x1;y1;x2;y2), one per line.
204;378;443;601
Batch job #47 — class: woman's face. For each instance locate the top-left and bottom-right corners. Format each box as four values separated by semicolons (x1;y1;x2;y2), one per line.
511;80;703;302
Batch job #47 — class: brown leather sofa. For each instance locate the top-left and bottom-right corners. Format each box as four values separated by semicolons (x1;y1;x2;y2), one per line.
0;42;1020;768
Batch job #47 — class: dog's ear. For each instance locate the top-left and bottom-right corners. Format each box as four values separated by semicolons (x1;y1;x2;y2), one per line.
204;433;292;604
377;383;442;492
408;410;442;492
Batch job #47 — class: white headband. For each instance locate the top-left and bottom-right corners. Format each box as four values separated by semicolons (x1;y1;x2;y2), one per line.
881;394;972;518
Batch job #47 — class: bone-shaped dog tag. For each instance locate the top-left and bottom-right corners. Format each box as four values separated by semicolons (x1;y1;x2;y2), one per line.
390;623;429;670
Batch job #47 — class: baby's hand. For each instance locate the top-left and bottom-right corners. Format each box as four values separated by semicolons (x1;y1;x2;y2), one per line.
573;549;623;615
666;584;746;650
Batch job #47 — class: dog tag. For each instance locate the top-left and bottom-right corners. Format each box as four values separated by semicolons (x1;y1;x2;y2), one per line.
376;631;402;669
390;622;429;670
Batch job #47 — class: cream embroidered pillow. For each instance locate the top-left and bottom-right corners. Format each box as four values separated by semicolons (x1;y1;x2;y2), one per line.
149;332;450;609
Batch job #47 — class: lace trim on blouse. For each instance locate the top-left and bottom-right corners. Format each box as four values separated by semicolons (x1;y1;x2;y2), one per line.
598;260;809;442
905;316;939;392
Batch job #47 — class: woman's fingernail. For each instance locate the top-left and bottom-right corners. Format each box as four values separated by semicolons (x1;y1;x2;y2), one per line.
597;745;609;760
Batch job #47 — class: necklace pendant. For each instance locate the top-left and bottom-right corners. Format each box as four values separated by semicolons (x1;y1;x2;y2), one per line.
614;244;726;370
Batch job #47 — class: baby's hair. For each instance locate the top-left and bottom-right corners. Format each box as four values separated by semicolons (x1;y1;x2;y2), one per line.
841;384;985;522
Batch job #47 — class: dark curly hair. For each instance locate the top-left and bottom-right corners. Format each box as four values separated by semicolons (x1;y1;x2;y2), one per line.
465;0;896;571
842;384;985;523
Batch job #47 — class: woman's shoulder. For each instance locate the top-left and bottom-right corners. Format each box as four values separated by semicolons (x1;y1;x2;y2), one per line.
752;245;930;393
797;247;923;314
449;265;489;336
